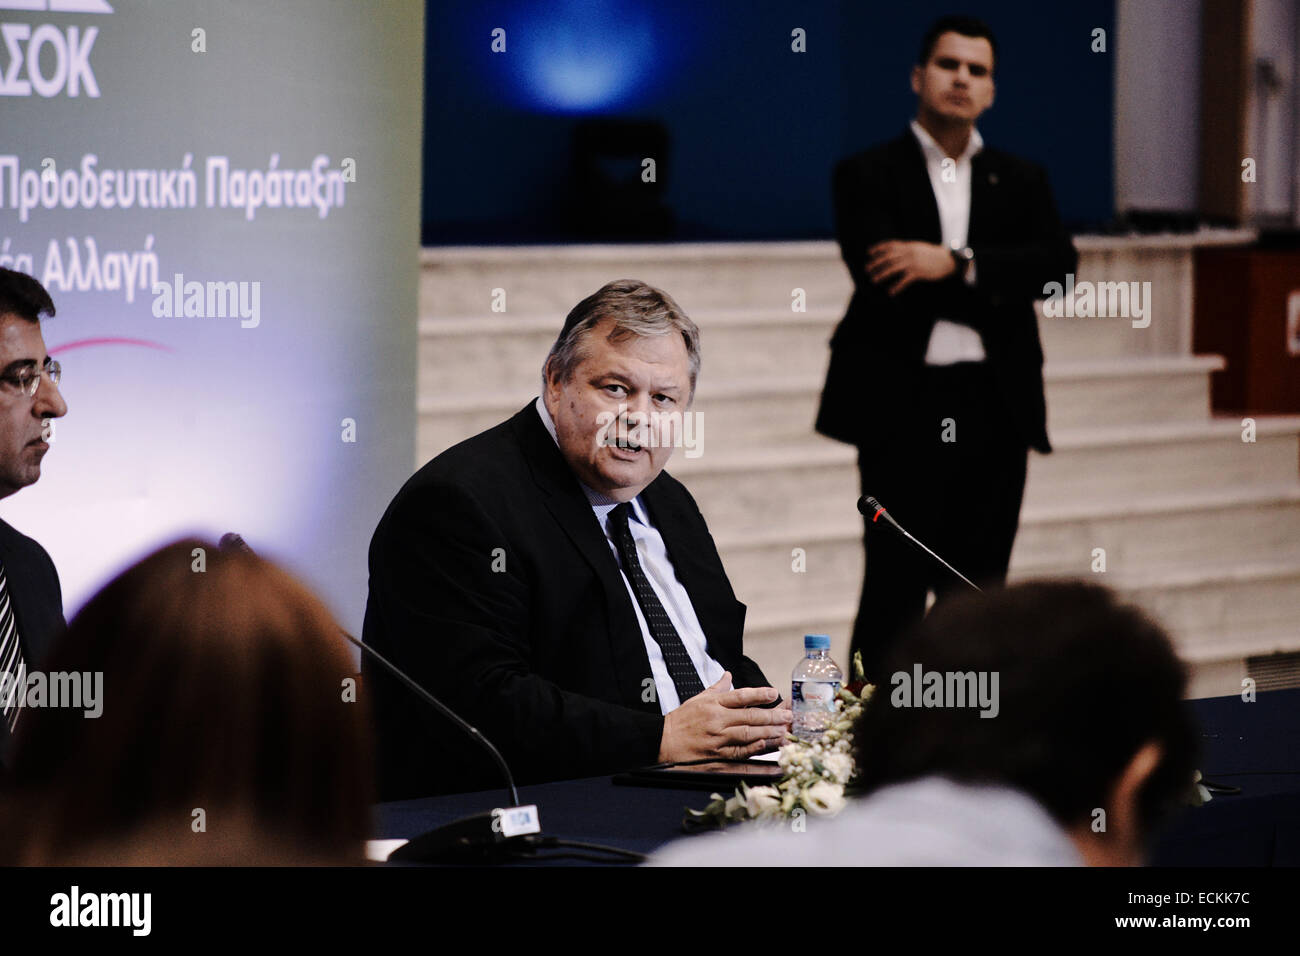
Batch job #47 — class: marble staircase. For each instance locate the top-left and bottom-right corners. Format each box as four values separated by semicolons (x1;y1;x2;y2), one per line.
416;232;1300;698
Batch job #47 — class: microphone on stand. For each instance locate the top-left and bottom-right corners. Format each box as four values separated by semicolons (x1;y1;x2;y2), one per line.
218;532;558;863
856;496;982;593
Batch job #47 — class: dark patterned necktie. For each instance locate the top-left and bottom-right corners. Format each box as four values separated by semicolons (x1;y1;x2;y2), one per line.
607;502;705;702
0;559;27;735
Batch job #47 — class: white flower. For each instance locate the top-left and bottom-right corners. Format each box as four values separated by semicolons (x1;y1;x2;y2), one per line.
821;752;853;785
744;785;782;817
802;780;846;816
1192;770;1212;805
723;794;746;820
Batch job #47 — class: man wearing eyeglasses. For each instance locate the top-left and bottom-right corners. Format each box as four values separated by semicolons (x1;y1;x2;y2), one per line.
0;268;69;771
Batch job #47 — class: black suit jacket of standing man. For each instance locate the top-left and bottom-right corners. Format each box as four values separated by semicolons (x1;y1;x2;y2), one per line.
815;129;1076;460
363;402;773;799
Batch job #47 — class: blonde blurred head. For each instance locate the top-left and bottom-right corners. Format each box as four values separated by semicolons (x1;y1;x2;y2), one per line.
4;539;373;865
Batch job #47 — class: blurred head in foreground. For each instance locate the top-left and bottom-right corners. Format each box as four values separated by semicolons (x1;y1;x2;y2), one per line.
4;539;373;864
854;580;1198;866
649;580;1198;867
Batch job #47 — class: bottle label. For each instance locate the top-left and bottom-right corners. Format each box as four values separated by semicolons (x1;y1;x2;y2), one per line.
801;682;835;703
792;680;839;705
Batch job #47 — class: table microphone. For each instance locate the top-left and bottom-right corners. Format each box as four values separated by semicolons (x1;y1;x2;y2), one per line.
856;496;982;592
217;532;544;863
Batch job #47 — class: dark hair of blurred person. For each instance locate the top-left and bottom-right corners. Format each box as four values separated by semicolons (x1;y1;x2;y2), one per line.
918;14;998;73
651;581;1198;867
2;539;373;864
853;580;1198;865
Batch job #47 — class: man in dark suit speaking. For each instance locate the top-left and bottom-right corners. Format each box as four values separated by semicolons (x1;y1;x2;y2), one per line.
364;279;789;798
815;16;1077;680
0;269;71;770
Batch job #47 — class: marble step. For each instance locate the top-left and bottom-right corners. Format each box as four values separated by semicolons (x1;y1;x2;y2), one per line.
1042;355;1222;429
1031;559;1300;666
416;310;839;396
420;242;856;318
670;356;1227;437
738;560;1300;702
1014;483;1300;575
1020;418;1300;512
741;603;861;699
417;305;1209;397
663;439;861;540
1037;307;1182;362
418;234;1251;378
418;235;1234;320
416;355;1226;458
710;484;1300;624
659;418;1300;536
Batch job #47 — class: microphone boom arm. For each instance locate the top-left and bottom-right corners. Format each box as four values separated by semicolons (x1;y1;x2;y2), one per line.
858;496;982;593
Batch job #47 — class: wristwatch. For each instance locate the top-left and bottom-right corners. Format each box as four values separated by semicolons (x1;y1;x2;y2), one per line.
950;245;975;278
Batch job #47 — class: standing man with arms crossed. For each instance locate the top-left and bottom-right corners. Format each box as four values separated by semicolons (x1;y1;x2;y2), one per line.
0;269;70;772
815;16;1077;680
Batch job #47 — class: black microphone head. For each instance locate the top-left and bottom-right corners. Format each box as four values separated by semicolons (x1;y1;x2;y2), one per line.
857;495;885;517
219;532;254;555
858;496;903;532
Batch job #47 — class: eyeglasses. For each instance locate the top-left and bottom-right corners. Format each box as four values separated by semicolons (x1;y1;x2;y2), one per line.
0;359;62;398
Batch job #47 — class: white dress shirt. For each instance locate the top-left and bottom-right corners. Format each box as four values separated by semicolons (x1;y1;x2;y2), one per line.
910;119;987;366
534;397;726;713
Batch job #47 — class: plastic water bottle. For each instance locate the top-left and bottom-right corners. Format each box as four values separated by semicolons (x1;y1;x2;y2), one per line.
791;634;843;741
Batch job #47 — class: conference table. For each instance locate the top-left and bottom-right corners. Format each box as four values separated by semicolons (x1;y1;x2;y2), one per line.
373;688;1300;866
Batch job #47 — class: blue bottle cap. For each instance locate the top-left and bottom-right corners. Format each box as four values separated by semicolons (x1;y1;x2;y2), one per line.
804;634;831;650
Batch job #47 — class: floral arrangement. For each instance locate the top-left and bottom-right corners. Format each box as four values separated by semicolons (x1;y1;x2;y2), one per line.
683;653;874;832
682;649;1213;832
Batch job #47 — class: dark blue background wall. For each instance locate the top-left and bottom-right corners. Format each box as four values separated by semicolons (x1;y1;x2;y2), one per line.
423;0;1115;243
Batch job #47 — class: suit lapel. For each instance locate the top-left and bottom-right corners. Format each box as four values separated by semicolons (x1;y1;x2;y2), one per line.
897;130;943;243
510;404;658;712
513;404;620;585
968;149;999;246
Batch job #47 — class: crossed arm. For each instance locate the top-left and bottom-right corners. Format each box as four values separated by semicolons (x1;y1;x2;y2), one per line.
832;157;1076;327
